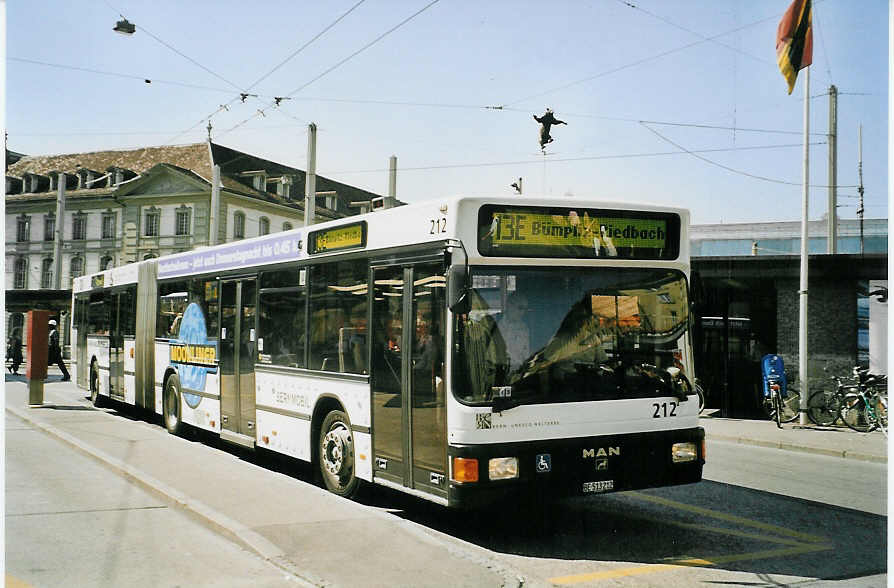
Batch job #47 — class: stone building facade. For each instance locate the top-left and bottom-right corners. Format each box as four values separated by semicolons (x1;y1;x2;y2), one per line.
5;141;387;343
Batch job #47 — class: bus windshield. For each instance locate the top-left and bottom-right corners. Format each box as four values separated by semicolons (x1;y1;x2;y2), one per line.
453;267;690;406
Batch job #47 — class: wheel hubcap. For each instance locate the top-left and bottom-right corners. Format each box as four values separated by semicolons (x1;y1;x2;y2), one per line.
322;424;352;477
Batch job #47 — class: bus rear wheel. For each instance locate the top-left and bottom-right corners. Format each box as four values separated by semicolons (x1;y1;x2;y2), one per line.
318;410;360;498
164;374;183;435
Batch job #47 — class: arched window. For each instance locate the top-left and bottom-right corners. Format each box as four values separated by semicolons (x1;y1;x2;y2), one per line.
282;222;293;232
233;211;245;240
70;256;85;283
41;258;54;289
259;217;270;236
13;258;27;289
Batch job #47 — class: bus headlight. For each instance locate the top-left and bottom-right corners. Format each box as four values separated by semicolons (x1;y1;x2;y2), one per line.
488;457;519;480
671;442;698;463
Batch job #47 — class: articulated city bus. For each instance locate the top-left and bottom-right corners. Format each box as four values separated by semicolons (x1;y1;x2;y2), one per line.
71;196;703;508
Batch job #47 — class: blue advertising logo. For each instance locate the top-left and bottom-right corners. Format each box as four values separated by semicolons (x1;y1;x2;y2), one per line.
170;303;217;409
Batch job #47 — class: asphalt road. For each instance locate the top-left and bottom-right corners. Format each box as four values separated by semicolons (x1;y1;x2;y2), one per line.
5;412;302;588
4;380;887;587
358;439;887;587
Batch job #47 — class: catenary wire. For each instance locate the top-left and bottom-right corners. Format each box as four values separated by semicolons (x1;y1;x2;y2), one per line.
640;122;854;188
326;142;821;174
218;0;441;138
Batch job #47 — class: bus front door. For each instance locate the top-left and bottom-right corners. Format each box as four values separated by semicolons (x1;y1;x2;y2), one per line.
371;261;447;499
219;279;257;447
109;291;125;401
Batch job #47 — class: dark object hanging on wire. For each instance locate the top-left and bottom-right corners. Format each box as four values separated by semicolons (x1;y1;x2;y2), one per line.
534;108;567;152
113;18;136;35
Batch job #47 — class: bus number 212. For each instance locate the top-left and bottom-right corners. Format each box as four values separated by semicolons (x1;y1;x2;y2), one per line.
430;218;447;234
652;401;678;418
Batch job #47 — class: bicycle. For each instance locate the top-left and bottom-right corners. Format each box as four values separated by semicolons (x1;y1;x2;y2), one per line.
761;381;801;427
807;370;857;426
839;380;888;435
694;377;706;414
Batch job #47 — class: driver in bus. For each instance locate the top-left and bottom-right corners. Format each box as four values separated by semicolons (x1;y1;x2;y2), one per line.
498;292;531;374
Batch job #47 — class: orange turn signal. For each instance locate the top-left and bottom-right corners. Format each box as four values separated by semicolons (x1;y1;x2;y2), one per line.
452;457;479;483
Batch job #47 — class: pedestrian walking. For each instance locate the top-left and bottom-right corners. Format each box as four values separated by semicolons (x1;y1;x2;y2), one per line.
48;319;70;381
7;329;23;374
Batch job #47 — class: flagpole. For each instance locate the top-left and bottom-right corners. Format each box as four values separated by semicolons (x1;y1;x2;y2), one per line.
798;66;810;425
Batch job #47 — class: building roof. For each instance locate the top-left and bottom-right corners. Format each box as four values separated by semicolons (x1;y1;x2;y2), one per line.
5;142;385;215
7;143;211;179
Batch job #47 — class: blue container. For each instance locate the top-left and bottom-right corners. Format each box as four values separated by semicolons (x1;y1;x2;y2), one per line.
761;354;787;398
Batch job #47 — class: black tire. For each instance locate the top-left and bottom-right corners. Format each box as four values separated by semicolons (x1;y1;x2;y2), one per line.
318;410;360;498
873;393;888;436
840;393;874;433
778;386;801;423
89;362;105;407
694;381;706;414
163;374;183;435
807;390;839;426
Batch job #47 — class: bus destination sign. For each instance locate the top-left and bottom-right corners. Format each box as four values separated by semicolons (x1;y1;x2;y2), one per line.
477;205;679;260
309;222;366;254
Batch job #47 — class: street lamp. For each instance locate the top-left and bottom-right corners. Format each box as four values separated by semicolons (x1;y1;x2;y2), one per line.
113;18;136;35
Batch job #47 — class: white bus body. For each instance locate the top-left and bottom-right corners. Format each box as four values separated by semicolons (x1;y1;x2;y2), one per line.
72;196;703;508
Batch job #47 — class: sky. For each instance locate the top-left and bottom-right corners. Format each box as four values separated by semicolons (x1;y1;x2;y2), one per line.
6;0;889;225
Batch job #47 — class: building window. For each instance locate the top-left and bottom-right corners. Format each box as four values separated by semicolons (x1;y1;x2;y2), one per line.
144;208;160;237
100;255;114;271
41;258;54;289
70;256;85;284
14;258;27;289
102;213;116;239
72;213;88;240
44;214;55;242
233;211;245;240
16;215;30;242
175;207;191;236
283;222;293;232
143;253;157;260
259;217;270;236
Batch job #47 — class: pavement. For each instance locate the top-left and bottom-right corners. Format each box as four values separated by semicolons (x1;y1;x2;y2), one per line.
700;410;888;464
4;370;888;587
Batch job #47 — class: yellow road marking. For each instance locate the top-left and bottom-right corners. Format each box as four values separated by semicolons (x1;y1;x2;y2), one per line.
549;493;834;585
636;515;806;546
549;542;833;584
628;491;829;544
6;575;36;588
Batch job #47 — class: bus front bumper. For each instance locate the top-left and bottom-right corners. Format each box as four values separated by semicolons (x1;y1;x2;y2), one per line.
447;427;704;509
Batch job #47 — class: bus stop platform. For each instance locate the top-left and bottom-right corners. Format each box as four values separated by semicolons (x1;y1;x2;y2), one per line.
5;372;887;586
700;413;887;463
5;374;520;587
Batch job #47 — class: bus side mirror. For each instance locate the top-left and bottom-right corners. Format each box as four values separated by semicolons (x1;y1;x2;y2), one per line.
447;265;470;315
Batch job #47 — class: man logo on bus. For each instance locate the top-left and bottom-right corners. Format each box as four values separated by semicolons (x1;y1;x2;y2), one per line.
170;302;218;409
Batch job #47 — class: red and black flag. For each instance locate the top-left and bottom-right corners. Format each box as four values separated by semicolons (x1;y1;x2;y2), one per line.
776;0;813;94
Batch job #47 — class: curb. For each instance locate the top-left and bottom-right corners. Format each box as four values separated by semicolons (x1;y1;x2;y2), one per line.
6;403;321;587
705;432;887;464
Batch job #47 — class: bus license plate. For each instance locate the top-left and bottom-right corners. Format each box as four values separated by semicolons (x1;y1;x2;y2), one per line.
582;480;614;494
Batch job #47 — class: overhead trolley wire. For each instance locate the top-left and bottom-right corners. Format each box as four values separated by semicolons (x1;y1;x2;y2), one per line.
218;0;441;138
327;142;818;174
640;122;855;189
505;9;782;107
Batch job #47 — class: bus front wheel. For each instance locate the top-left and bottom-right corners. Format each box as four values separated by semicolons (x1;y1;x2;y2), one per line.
164;374;183;435
318;410;360;498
